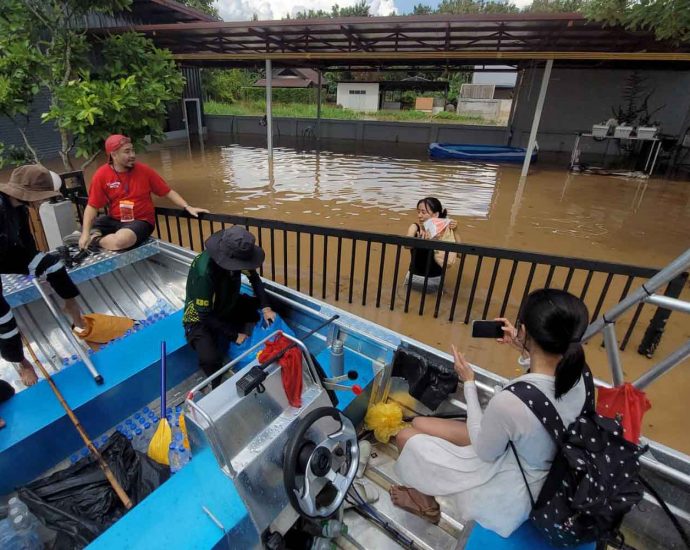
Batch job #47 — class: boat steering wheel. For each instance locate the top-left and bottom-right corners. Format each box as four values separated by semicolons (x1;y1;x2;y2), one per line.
283;407;359;518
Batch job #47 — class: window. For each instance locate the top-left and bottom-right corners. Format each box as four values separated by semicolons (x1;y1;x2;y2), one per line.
348;89;366;95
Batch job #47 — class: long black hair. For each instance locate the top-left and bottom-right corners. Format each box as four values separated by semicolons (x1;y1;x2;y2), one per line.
417;197;448;218
518;289;589;399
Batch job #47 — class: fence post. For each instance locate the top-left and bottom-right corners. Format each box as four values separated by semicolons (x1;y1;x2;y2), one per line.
638;272;689;358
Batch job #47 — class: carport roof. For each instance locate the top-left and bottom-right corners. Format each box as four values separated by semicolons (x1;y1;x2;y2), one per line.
94;13;690;69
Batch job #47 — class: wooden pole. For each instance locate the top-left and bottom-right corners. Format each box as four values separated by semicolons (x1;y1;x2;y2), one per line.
21;335;133;510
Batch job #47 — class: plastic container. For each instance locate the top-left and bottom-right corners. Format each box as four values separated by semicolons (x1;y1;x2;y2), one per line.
310;537;336;550
132;428;146;453
330;340;344;378
177;445;189;468
613;125;633;139
592;124;609;138
637;126;658;140
321;519;348;538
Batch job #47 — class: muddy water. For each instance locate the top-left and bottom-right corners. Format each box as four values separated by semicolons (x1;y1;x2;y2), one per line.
4;135;690;452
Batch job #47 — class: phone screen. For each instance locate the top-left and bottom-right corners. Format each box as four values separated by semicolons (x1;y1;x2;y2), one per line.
472;320;504;339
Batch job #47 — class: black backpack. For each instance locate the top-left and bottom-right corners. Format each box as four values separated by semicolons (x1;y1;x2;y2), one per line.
506;369;646;547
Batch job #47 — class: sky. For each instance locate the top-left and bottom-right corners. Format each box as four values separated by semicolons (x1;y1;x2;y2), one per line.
213;0;533;21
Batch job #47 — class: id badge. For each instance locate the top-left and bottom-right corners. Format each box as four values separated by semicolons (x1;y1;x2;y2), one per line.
120;200;134;222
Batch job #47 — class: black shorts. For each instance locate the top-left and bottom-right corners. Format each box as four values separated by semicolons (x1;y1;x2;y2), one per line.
93;215;154;248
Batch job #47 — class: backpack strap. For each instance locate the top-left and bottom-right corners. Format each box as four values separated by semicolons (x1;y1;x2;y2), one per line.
505;381;567;444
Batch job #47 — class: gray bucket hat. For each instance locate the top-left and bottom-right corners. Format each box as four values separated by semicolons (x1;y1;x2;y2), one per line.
205;226;265;271
0;164;62;203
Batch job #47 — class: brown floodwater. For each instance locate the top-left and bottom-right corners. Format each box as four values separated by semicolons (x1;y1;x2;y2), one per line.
3;135;690;452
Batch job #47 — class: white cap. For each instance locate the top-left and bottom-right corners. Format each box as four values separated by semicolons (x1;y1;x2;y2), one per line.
13;514;23;524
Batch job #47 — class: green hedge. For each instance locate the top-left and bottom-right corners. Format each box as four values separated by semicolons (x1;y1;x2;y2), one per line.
241;87;320;103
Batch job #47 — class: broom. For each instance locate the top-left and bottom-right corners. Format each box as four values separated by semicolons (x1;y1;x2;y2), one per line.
147;341;172;465
20;335;133;509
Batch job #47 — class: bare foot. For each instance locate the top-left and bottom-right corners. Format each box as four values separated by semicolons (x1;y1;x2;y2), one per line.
19;360;38;386
390;485;440;524
0;417;5;429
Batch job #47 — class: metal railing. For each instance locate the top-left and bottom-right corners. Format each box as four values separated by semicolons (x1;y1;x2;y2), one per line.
66;189;686;357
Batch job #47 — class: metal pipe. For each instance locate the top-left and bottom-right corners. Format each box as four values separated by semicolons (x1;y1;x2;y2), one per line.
521;59;552;177
583;247;690;341
632;340;690;390
31;280;103;384
316;70;322;139
266;58;273;159
645;294;690;315
603;323;624;386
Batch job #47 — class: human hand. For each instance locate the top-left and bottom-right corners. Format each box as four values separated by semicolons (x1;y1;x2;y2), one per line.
263;307;276;325
78;232;90;250
449;219;457;230
494;317;523;352
185;205;209;218
451;344;475;382
236;333;248;344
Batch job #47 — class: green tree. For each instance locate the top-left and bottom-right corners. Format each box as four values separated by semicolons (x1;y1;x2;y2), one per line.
525;0;583;12
437;0;519;14
202;68;259;103
178;0;219;18
584;0;690;44
0;0;184;170
292;1;371;18
411;3;435;14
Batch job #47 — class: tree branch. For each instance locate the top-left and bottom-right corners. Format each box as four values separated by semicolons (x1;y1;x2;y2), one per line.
80;149;102;171
15;126;40;164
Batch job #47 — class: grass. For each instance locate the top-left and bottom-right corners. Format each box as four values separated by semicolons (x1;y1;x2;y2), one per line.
205;100;502;126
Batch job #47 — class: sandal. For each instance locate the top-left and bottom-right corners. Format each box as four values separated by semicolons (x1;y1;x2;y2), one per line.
389;485;441;524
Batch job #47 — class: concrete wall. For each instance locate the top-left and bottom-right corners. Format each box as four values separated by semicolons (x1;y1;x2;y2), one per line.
510;67;690;154
336;83;380;112
206;115;507;145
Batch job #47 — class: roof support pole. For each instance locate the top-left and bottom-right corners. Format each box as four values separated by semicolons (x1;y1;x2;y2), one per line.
316;70;322;140
266;58;273;160
520;59;552;178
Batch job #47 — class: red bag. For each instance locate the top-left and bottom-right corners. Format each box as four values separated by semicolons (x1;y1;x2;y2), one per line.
596;383;651;444
259;335;303;408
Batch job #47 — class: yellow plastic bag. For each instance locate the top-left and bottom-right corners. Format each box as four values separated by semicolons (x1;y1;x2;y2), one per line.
178;413;190;450
364;402;407;444
147;418;172;466
73;313;134;344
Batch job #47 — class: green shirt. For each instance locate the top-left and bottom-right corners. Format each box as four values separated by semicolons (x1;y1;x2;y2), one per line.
183;250;268;325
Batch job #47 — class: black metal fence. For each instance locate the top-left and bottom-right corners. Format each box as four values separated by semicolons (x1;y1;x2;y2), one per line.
67;173;684;357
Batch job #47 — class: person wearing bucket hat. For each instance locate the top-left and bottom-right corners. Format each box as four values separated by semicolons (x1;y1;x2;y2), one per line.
182;227;276;386
0;165;88;428
72;134;208;251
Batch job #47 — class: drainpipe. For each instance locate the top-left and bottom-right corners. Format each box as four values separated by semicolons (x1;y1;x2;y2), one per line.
266;58;273;160
520;59;553;178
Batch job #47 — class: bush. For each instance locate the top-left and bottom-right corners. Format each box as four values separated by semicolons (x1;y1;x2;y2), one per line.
241;87;319;104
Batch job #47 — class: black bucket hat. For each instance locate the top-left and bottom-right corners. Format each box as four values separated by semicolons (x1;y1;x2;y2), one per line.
205;227;265;271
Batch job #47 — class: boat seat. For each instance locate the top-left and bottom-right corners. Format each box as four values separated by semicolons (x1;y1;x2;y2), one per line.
465;521;596;550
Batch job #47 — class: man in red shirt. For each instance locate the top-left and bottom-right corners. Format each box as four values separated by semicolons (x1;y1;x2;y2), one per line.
78;134;208;251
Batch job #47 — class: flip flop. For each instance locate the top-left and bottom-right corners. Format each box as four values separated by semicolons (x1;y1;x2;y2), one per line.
389;485;441;524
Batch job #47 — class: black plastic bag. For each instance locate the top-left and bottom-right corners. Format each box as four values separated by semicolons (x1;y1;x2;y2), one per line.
392;348;458;410
19;432;169;549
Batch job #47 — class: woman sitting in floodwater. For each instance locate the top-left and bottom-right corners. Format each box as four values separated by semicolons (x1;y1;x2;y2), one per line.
406;197;457;283
390;289;590;537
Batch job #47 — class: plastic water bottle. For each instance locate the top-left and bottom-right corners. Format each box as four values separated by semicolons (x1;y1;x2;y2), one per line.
310;537;336;550
7;497;28;520
10;514;40;549
132;428;146;453
169;443;181;474
321;519;348;538
177;445;189;469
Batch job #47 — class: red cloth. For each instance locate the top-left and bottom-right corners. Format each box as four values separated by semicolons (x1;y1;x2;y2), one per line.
596;383;651;444
259;335;303;407
88;162;171;225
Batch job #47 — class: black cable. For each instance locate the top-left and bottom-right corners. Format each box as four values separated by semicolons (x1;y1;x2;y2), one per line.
640;476;690;549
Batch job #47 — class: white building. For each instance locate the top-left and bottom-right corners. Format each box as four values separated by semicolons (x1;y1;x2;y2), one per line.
336;82;380;112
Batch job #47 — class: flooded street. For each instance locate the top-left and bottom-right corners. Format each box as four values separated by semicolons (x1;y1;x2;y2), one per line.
4;135;690;451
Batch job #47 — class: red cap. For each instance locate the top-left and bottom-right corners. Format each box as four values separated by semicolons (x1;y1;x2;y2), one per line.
104;134;131;156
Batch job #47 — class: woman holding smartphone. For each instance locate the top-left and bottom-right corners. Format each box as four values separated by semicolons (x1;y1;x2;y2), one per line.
389;289;590;537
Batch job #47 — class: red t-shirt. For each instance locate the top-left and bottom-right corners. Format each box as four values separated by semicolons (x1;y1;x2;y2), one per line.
88;162;171;226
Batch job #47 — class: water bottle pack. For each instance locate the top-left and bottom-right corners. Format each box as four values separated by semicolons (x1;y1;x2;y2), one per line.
0;496;41;549
60;299;176;367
